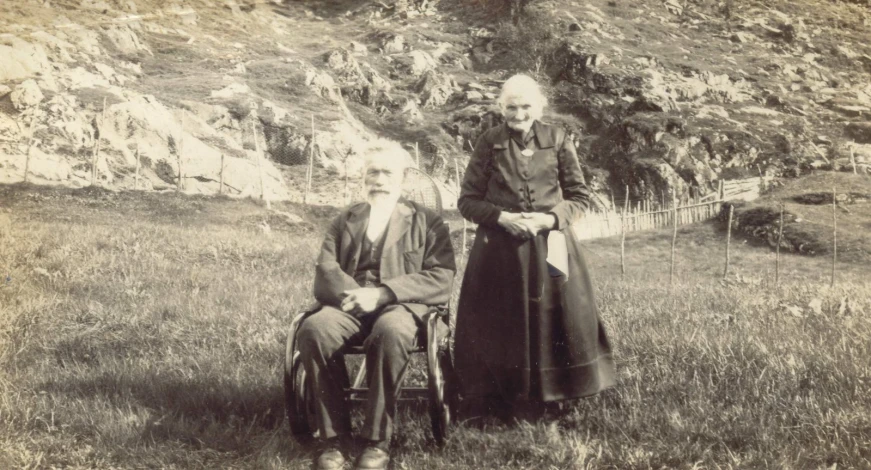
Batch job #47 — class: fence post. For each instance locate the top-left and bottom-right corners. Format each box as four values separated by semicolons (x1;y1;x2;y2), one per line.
776;203;784;285
831;187;837;288
454;157;467;257
621;187;628;278
414;141;420;169
219;153;225;195
757;165;765;196
670;190;678;287
640;200;644;230
252;120;270;209
849;143;857;175
305;115;315;205
23;116;36;183
91;97;107;186
640;199;645;230
91;136;98;185
724;204;733;279
647;199;653;228
641;200;646;230
343;155;349;206
633;201;644;231
134;144;140;190
177;110;185;192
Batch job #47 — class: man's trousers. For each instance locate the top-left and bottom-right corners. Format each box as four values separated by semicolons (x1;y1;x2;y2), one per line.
296;304;419;442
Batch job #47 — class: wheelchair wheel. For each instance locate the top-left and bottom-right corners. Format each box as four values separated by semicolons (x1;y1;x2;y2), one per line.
426;314;455;446
284;349;317;441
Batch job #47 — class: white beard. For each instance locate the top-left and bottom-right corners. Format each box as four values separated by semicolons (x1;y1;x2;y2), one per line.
366;195;398;242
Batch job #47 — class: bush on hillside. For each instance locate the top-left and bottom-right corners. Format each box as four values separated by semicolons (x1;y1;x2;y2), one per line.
490;6;562;75
467;0;541;24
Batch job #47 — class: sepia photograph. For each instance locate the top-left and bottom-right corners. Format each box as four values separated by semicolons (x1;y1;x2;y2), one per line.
1;0;870;468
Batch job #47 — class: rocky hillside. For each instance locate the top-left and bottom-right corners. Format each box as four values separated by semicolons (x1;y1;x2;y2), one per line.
1;0;870;206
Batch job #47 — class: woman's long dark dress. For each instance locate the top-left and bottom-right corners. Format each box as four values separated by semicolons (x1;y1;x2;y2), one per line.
454;121;616;404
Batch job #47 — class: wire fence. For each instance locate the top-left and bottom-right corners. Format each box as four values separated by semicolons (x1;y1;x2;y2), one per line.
572;177;773;240
266;117;464;207
263;116;775;261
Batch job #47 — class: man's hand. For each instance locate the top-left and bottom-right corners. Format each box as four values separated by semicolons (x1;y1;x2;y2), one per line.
340;287;396;317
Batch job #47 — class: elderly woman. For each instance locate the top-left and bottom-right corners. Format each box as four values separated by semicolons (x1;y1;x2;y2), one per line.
454;74;615;418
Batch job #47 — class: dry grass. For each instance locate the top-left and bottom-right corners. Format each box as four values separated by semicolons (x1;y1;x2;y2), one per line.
1;185;870;469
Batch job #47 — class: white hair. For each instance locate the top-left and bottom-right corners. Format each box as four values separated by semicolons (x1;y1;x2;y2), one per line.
363;139;413;172
497;74;548;110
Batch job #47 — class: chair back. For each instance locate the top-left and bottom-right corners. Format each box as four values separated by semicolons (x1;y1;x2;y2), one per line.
402;167;443;214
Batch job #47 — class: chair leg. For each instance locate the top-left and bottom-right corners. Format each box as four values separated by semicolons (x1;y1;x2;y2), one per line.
352;357;368;389
426;309;453;445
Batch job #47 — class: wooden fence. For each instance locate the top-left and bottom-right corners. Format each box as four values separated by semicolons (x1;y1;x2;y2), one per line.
572;177;770;241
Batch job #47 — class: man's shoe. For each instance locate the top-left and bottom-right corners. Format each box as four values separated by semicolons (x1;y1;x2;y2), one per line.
354;446;390;470
315;447;346;470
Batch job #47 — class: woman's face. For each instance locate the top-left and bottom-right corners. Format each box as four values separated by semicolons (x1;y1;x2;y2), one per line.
501;94;542;133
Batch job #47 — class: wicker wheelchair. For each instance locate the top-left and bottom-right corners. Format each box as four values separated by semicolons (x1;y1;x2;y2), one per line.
284;168;459;445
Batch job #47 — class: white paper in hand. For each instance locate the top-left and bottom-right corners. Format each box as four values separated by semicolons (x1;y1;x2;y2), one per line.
546;231;569;279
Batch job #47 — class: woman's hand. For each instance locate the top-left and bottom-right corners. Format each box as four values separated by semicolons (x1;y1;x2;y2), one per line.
520;212;557;233
498;212;557;239
498;212;533;239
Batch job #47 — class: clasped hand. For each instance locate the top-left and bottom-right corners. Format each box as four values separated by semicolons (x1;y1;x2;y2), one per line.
497;211;556;240
340;287;394;318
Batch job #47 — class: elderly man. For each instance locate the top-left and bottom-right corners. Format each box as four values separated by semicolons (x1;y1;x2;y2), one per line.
297;142;456;470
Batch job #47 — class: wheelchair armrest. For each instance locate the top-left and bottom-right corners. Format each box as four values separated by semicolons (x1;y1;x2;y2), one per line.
285;302;323;375
298;301;322;317
423;305;451;355
421;304;450;324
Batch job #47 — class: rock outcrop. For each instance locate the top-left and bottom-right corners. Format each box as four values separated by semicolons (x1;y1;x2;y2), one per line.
2;0;870;206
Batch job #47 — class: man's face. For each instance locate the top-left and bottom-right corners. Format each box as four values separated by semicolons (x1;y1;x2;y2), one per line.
502;94;542;133
364;156;404;205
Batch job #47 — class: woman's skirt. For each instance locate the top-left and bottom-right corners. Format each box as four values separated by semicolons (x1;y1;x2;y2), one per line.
453;225;616;403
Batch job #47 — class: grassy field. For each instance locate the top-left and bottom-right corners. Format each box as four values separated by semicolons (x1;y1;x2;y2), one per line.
733;172;871;263
2;184;870;469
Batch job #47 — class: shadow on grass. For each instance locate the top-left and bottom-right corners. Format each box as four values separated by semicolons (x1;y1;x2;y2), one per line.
35;370;288;451
32;355;455;457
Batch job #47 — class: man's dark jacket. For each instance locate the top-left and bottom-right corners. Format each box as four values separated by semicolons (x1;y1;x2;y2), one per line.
313;198;456;318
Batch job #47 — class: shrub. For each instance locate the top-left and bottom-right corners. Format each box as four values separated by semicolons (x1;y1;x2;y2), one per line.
490;5;562;75
467;0;541;24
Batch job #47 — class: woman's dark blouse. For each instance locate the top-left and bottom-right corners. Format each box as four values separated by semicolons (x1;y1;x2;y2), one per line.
458;121;591;229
